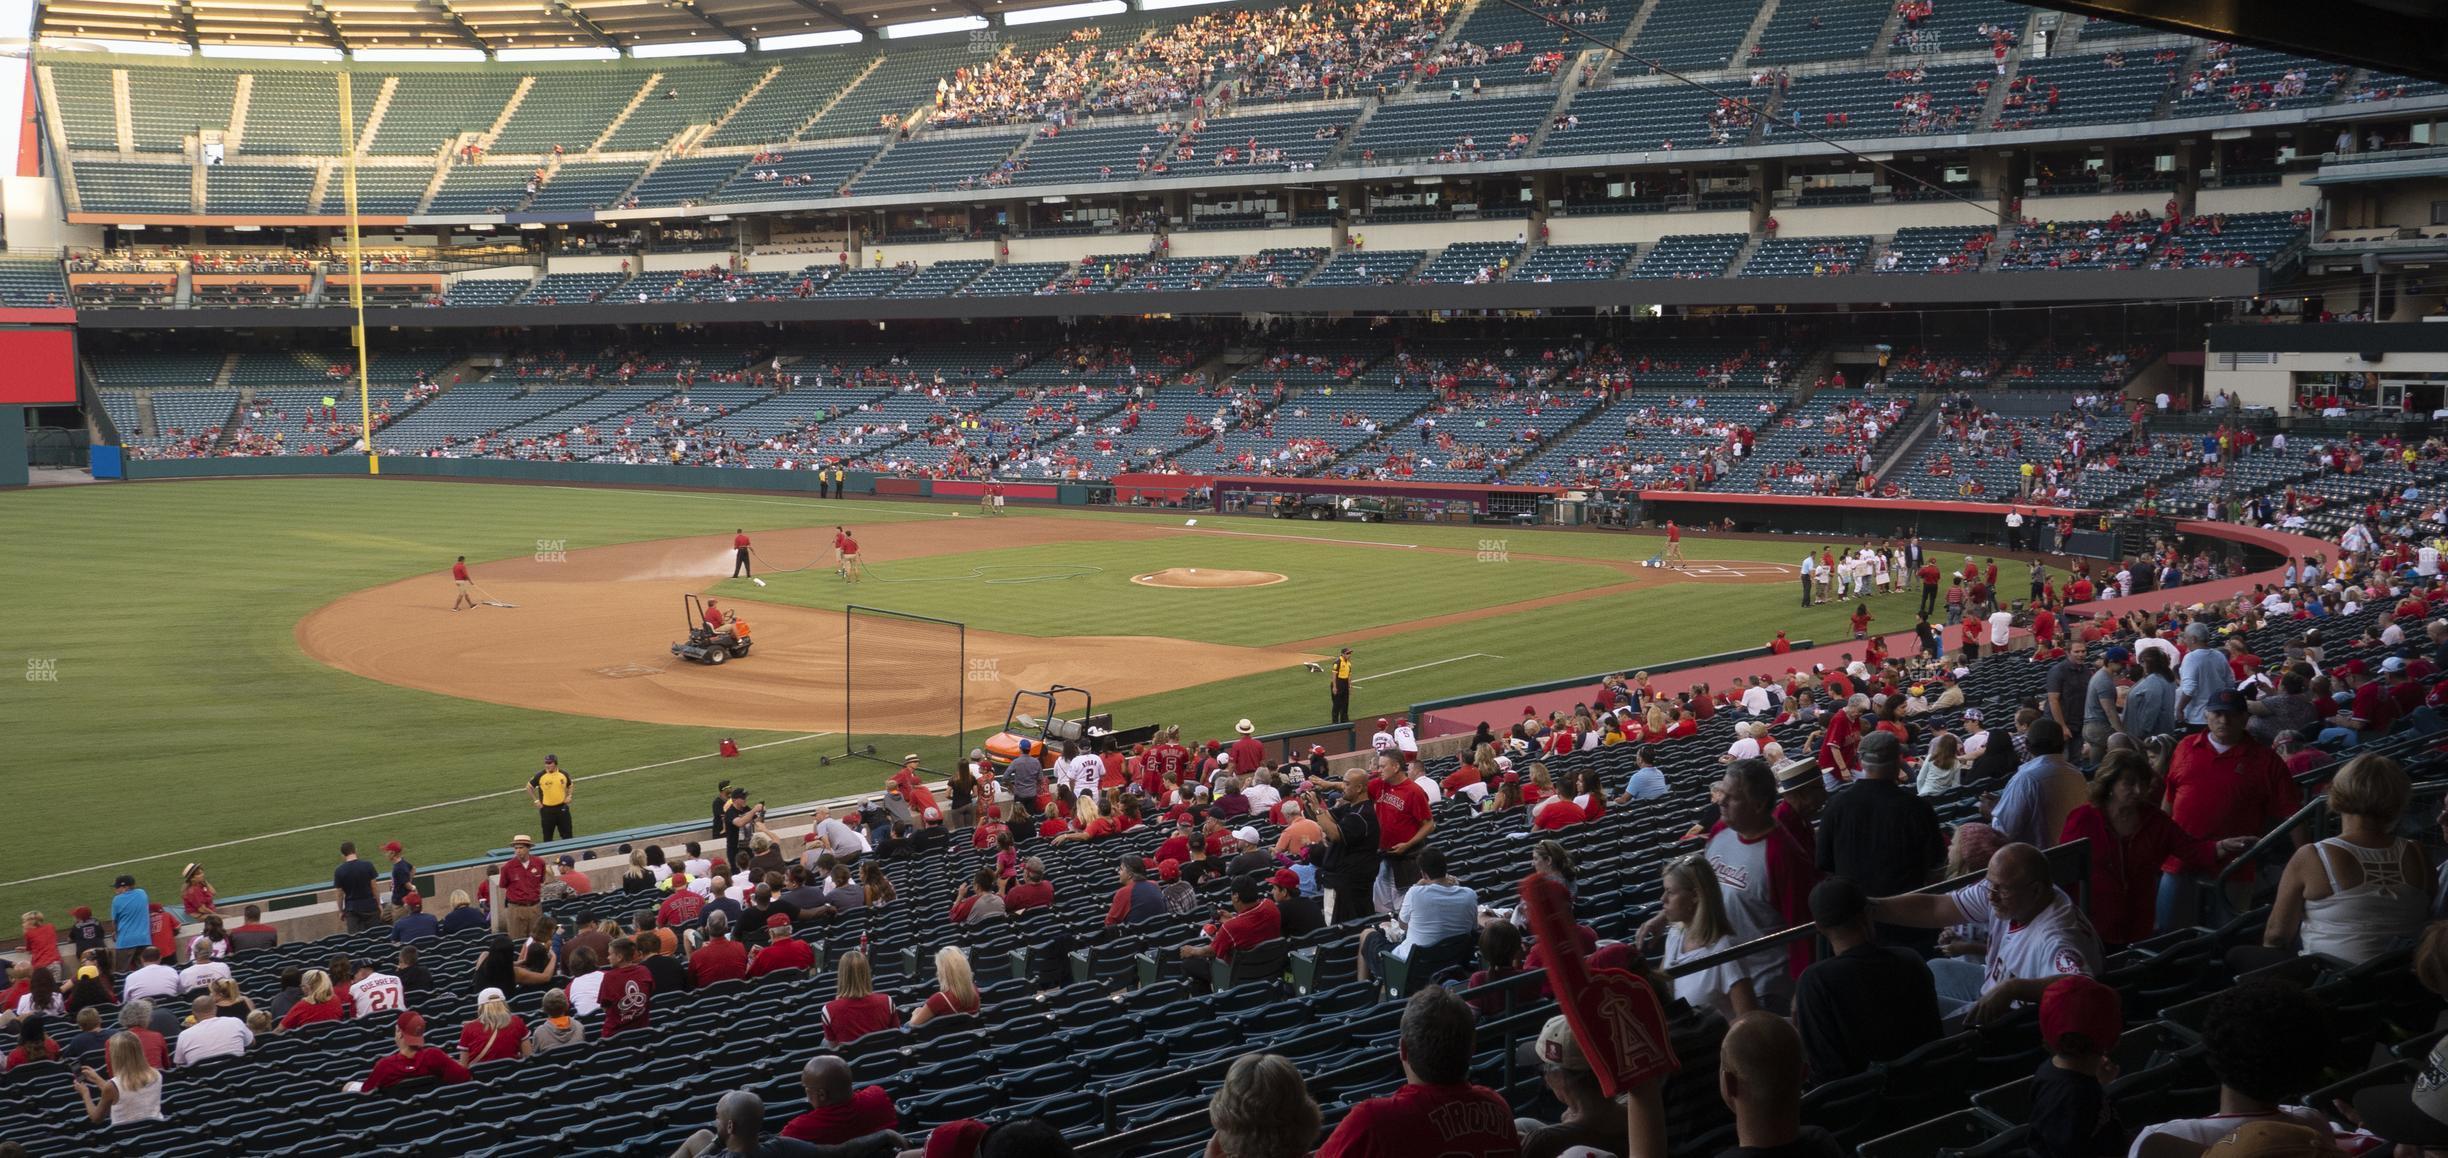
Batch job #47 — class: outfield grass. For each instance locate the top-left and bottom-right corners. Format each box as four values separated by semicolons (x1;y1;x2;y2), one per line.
0;477;1920;922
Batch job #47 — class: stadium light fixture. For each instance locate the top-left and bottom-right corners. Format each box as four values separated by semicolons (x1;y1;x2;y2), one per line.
633;37;747;55
352;46;488;59
756;28;861;47
881;13;984;37
38;35;196;54
201;43;346;59
497;45;619;59
1002;0;1122;25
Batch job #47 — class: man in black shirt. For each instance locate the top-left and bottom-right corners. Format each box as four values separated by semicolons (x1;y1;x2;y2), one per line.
2029;976;2126;1158
333;842;381;934
1715;1010;1847;1158
2046;640;2092;736
1309;774;1380;924
1790;878;1941;1085
1269;870;1324;937
1814;732;1945;953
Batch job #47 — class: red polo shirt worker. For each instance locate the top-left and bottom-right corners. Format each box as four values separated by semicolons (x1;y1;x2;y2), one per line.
497;837;548;941
1373;754;1436;893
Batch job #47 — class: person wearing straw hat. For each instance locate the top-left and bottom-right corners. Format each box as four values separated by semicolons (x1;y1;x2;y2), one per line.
498;836;547;942
886;754;938;823
1229;720;1265;782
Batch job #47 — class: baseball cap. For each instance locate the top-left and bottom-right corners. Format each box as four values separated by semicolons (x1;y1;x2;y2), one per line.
767;914;793;929
2339;659;2368;676
1230;826;1261;845
2206;689;2249;715
112;875;135;889
394;1011;427;1043
1495;755;1513;772
2202;1122;2345;1158
544;754;558;764
1310;744;1327;756
404;893;423;909
2383;657;2408;674
558;855;576;867
476;987;506;1006
2038;975;2123;1055
2357;1039;2448;1146
2103;646;2131;663
1157;859;1181;882
381;841;403;856
1856;731;1901;767
1962;707;1984;722
1269;869;1299;892
1513;1014;1592;1072
70;906;92;919
1773;757;1821;794
1377;717;1390;727
1808;877;1868;928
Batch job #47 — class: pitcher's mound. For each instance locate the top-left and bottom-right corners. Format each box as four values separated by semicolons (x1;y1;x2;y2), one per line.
1131;568;1289;589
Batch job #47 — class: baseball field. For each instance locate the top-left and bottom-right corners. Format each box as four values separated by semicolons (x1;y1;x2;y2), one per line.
0;477;1886;919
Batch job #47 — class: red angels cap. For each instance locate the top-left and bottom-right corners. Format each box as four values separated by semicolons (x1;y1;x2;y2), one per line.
381;841;403;855
394;1011;427;1043
766;914;793;930
1157;859;1181;882
1269;869;1299;892
2038;975;2123;1054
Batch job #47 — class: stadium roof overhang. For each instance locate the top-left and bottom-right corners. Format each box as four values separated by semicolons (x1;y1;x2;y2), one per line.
69;266;2270;331
35;0;1052;53
2030;0;2448;84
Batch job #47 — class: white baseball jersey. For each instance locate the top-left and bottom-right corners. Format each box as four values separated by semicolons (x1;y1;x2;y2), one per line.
1371;730;1395;752
349;972;407;1018
1948;883;2101;1000
1393;724;1418;754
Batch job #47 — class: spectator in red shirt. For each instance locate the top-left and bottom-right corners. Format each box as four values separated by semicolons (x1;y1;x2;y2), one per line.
455;987;531;1066
886;754;939;821
1229;719;1266;784
1532;792;1587;830
497;837;548;942
1371;753;1437;892
279;969;345;1030
782;1055;899;1145
686;913;749;987
1179;876;1281;990
2160;690;2299;931
747;916;813;978
907;946;979;1027
357;1012;471;1093
1316;986;1520;1157
2319;661;2399;749
821;951;898;1046
1003;858;1055;914
2059;749;2248;950
19;912;61;979
595;939;655;1037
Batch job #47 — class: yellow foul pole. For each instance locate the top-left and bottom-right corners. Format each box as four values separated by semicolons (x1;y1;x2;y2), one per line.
338;71;379;475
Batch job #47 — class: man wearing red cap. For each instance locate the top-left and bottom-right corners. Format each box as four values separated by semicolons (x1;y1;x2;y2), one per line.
356;1011;471;1093
1270;869;1323;936
747;915;814;977
381;841;414;919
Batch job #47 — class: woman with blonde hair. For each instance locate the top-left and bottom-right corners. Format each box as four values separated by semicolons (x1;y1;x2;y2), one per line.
1642;701;1671;743
1206;1052;1321;1158
439;889;487;935
907;946;979;1026
207;977;254;1021
2255;753;2431;967
279;969;345;1029
1636;855;1760;1020
457;987;532;1065
822;950;899;1045
74;1032;162;1124
620;851;654;892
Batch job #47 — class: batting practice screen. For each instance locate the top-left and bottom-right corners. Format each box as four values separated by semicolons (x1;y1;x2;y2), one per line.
843;605;965;763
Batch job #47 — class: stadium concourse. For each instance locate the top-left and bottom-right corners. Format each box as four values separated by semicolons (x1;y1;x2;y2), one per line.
6;502;2448;1158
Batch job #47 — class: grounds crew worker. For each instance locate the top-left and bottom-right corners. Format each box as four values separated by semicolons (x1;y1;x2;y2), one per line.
1329;647;1354;723
732;529;752;578
529;755;574;842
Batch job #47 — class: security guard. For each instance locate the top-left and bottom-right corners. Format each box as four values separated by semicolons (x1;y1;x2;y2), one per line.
528;755;574;842
1328;647;1354;723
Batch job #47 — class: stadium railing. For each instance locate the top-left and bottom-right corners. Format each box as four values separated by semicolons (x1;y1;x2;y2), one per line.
1409;640;1813;732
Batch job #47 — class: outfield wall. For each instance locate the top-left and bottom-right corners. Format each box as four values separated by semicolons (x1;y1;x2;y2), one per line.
115;455;1083;505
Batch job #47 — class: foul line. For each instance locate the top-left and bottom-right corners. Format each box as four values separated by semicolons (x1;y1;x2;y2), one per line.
1354;653;1503;683
0;732;836;890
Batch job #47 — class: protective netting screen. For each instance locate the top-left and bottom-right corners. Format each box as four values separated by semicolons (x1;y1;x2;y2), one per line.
843;605;965;759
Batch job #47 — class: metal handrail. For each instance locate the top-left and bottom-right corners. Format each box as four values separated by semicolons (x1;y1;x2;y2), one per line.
1665;837;2094;978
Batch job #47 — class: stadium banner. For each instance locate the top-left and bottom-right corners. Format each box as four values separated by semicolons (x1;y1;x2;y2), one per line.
0;327;76;404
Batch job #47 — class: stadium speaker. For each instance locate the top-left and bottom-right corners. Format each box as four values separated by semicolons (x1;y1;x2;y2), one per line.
2360;352;2385;363
2362;253;2382;275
